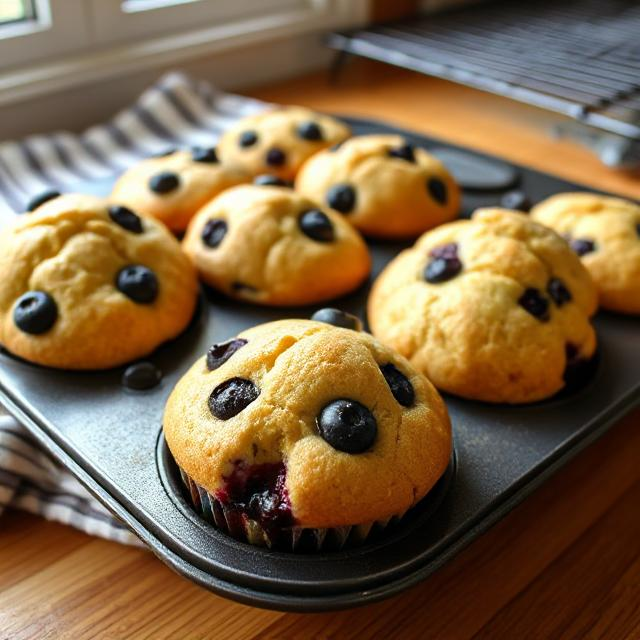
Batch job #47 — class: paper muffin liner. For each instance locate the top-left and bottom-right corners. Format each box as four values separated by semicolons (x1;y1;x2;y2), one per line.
179;467;407;552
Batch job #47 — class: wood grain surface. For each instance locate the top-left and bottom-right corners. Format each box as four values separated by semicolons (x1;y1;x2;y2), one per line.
1;59;639;639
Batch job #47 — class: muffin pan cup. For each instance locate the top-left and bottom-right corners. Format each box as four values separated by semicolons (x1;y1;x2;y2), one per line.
0;117;638;611
174;456;447;553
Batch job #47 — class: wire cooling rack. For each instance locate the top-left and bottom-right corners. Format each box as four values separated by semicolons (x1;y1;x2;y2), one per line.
328;0;640;141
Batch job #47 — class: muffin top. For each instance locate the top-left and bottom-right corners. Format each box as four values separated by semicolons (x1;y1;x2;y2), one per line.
295;134;460;238
0;193;198;369
368;208;598;403
163;319;452;529
217;107;351;181
531;192;640;315
111;148;249;232
182;183;371;306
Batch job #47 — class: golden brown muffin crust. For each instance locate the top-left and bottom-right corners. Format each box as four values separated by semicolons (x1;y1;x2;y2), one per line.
295;134;460;238
217;107;351;181
163;319;452;528
531;192;640;314
111;149;249;232
182;184;371;306
368;208;598;403
0;194;198;369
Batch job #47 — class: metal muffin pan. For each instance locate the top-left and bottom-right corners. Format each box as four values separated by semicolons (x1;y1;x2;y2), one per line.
0;117;638;612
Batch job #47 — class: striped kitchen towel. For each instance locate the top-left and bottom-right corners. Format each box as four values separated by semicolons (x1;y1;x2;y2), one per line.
0;72;267;544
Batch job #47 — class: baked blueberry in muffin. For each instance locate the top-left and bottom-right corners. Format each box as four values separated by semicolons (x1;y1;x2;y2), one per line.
368;208;598;403
296;134;461;239
0;194;198;369
111;148;249;232
531;192;640;315
163;318;452;550
182;184;371;306
217;107;350;181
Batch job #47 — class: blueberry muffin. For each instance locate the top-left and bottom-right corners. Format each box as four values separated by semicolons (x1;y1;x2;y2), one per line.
368;208;598;404
163;316;452;550
217;107;351;182
295;135;461;239
531;192;640;315
0;193;198;369
182;183;371;306
111;148;249;232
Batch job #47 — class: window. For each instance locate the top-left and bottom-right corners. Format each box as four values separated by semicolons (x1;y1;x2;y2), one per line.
0;0;367;69
0;0;368;109
0;0;36;25
0;0;367;106
0;1;89;69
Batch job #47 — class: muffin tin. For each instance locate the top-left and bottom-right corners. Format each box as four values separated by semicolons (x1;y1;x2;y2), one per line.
0;117;638;612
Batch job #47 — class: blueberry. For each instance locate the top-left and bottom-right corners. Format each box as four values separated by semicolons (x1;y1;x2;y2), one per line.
201;219;227;248
206;338;248;371
297;121;323;141
427;177;448;205
547;277;572;307
424;244;462;283
191;146;218;163
298;209;335;242
326;184;356;214
116;265;158;304
266;147;286;166
121;361;161;390
311;308;362;331
13;291;57;334
149;171;180;194
380;363;415;407
248;491;281;523
563;342;597;391
254;175;292;188
518;287;550;321
317;399;377;453
221;461;293;532
26;190;60;213
239;131;258;147
209;378;260;420
388;143;416;163
500;190;531;212
108;205;143;234
570;238;596;256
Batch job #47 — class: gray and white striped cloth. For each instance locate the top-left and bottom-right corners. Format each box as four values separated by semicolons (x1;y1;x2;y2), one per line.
0;72;267;544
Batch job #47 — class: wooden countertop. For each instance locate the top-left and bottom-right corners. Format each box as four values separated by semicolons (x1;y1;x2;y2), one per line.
1;60;639;639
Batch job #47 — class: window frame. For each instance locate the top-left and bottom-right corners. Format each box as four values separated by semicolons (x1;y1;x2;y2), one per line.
89;0;320;45
0;0;91;69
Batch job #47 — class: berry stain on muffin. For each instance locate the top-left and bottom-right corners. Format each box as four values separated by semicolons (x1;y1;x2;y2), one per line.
216;460;294;538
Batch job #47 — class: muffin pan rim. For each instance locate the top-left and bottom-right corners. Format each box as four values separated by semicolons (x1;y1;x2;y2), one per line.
3;376;636;611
